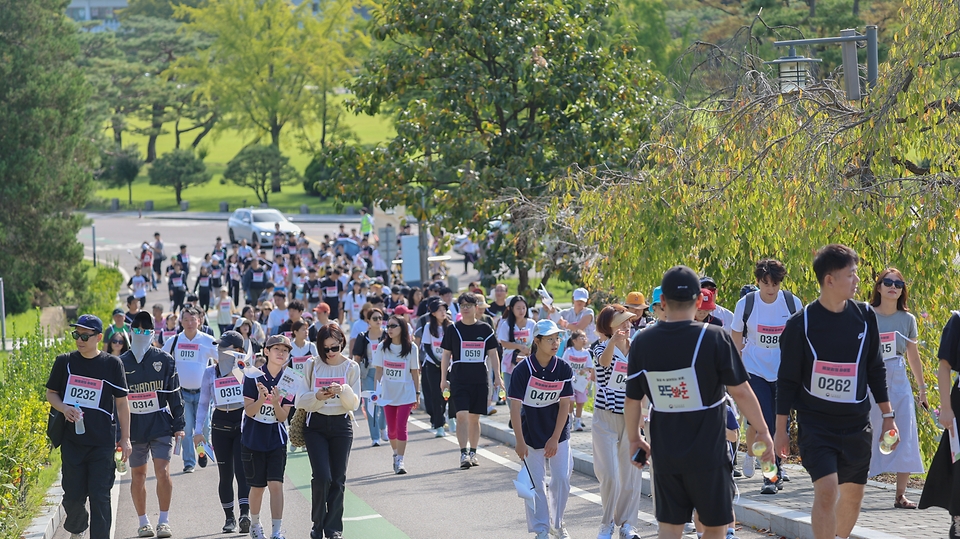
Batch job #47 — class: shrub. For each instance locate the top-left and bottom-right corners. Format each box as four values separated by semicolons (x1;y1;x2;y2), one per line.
77;265;123;324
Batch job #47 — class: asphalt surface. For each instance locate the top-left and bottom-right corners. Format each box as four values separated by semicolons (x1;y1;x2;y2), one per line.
50;411;772;539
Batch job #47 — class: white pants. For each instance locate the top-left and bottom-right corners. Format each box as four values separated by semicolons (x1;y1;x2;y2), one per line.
592;408;642;527
524;440;572;534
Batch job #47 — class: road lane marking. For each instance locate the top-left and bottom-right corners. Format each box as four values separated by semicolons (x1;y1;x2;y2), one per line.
407;417;659;527
342;514;384;522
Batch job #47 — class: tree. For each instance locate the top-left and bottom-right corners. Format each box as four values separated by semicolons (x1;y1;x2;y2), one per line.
97;145;144;204
548;2;958;465
222;145;300;205
0;0;98;315
172;0;362;191
119;0;205;20
339;0;659;295
147;149;211;204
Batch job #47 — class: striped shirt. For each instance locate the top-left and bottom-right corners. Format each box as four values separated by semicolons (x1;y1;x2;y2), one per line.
593;340;627;413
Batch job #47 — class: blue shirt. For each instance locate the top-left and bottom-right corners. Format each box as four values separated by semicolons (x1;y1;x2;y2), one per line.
507;355;574;450
242;367;294;452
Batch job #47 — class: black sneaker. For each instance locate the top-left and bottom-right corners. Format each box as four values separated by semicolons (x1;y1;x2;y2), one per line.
733;470;743;478
238;516;251;534
183;465;194;474
222;517;236;533
198;453;208;468
760;482;777;495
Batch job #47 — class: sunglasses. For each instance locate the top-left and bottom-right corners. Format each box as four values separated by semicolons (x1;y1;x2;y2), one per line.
132;328;153;336
385;324;400;329
881;278;905;289
110;339;125;345
322;345;343;354
71;331;98;342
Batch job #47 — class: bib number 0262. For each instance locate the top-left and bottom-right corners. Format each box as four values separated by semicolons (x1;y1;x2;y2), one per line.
817;377;851;392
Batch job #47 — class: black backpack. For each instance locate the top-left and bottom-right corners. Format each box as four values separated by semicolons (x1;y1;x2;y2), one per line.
742;290;798;339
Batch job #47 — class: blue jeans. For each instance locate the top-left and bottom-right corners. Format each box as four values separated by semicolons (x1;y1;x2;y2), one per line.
181;389;200;468
361;366;385;442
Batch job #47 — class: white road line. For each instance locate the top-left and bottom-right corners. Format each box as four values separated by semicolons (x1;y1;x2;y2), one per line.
408;417;661;528
342;514;384;522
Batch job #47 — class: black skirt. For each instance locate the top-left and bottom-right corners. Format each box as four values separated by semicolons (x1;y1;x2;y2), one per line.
919;384;960;515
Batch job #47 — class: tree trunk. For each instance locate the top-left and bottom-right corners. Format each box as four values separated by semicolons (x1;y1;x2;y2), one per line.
113;124;123;146
146;103;164;163
270;121;282;193
175;182;182;205
191;114;216;148
127;181;133;205
174;119;181;149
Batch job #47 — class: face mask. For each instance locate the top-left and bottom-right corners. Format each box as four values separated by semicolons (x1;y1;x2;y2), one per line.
131;332;153;362
218;349;243;377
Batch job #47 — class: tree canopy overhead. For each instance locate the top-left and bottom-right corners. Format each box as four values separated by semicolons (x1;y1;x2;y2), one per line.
337;0;660;293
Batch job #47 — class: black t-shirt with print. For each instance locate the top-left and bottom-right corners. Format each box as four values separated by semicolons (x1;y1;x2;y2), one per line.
507;356;574;449
46;350;129;447
440;320;498;384
626;320;747;473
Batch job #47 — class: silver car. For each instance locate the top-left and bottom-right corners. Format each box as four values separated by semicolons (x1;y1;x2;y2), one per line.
227;208;302;247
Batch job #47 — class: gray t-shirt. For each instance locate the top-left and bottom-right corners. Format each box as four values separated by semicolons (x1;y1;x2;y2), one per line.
875;309;917;358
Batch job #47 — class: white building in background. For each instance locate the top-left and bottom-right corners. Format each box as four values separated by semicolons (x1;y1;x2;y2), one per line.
66;0;127;30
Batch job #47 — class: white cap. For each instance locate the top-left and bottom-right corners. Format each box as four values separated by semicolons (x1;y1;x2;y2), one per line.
572;288;589;302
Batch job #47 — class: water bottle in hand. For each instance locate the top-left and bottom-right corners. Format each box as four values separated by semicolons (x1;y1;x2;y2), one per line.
74;405;85;435
751;441;779;481
115;448;128;475
879;429;899;455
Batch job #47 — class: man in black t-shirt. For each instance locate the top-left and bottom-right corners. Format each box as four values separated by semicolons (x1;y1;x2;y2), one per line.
440;292;502;469
776;245;898;539
46;314;131;539
625;266;773;539
319;269;344;323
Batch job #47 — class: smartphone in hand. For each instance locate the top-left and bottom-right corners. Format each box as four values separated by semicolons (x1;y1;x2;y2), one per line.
632;447;648;466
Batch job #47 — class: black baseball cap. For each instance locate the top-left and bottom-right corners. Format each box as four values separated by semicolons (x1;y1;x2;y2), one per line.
216;330;245;350
661;266;702;301
700;276;718;288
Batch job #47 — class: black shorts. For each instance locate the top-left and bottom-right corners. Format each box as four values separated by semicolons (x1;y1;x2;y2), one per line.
451;382;488;415
797;421;872;484
241;444;287;488
654;463;735;527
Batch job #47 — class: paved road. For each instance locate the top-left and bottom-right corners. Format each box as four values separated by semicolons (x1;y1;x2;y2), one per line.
77;215;483;317
51;410;772;539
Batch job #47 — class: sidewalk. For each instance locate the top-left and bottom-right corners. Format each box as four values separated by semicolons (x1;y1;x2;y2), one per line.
477;404;944;539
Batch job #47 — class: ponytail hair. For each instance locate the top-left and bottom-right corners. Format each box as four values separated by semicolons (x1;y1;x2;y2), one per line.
565;329;586;350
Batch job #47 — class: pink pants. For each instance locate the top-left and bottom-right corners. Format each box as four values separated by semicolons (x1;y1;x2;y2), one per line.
384;403;416;441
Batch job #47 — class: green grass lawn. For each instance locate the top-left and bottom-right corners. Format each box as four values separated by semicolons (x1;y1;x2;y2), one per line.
2;308;42;340
95;95;394;213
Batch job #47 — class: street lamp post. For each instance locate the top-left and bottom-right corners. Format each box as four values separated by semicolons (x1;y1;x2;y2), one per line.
768;25;879;100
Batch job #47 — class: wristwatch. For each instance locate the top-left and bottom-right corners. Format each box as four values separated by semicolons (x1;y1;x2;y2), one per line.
881;410;896;419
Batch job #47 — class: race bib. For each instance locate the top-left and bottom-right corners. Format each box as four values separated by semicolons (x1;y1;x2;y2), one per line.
647;367;704;411
252;273;264;283
212;268;222;278
460;341;485;363
162;330;176;340
220;301;232;311
756;324;785;349
431;337;444;360
172;277;183;287
311;287;321;298
291;356;309;375
325;286;338;298
253;397;277;424
128;391;160;414
214;377;244;407
230;267;240;280
63;375;103;408
314;376;347;407
176;343;200;362
880;332;897;360
810;360;857;402
606;360;628;392
181;255;190;264
522;377;564;408
383;359;406;382
200;277;210;287
565;352;590;370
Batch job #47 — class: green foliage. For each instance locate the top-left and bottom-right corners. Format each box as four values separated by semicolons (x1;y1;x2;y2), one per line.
77;266;124;325
0;321;73;539
341;0;660;295
222;145;301;205
0;0;98;316
119;0;205;20
97;145;144;204
147;149;211;204
550;0;960;465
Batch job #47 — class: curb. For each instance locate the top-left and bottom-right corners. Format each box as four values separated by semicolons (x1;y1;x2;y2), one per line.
22;472;64;539
478;417;906;539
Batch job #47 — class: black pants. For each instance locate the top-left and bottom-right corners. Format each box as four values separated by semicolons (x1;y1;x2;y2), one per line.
198;290;211;312
61;439;115;539
304;413;353;538
229;279;241;306
171;291;185;313
420;361;446;429
211;409;250;516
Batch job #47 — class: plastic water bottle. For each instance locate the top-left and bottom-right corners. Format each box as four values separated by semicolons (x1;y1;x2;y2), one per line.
196;443;206;459
879;429;899;455
751;441;778;481
115;448;128;475
74;405;85;435
442;388;451;400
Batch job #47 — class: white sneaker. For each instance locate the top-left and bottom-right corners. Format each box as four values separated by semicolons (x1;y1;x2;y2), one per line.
460;453;471;469
683;521;696;534
250;524;268;539
742;455;756;478
555;525;571;538
469;452;479;466
392;454;399;474
574;418;584;431
396;456;407;475
619;523;640;539
380;428;389;441
70;534;85;539
597;523;615;539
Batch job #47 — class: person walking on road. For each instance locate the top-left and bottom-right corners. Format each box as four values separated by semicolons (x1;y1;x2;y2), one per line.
119;313;185;539
440;292;503;469
624;265;775;539
373;314;421;474
194;331;252;534
508;319;575;539
776;244;899;539
242;335;296;539
168;262;188;315
352;307;387;446
414;298;451;437
867;268;926;508
296;324;362;539
161;307;218;473
45;314;132;539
